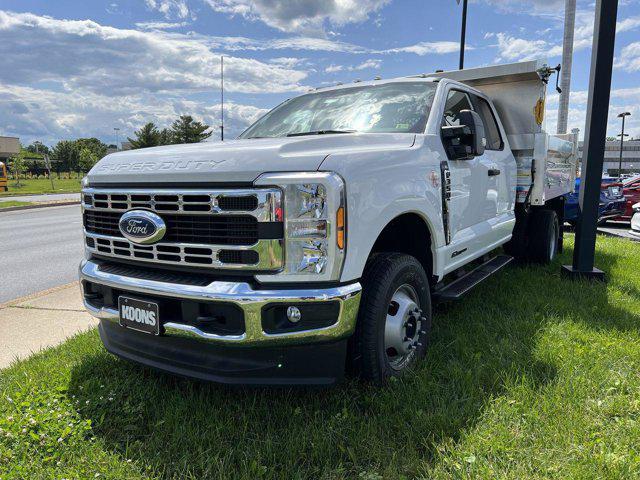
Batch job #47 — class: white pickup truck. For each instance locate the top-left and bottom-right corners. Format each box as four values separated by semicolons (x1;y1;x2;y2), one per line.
80;60;577;385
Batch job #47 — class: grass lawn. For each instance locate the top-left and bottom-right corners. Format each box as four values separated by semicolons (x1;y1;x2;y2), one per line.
0;201;33;209
0;178;81;196
1;235;639;479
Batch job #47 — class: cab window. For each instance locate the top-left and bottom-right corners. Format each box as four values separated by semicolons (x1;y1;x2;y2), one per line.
443;90;474;126
470;94;503;150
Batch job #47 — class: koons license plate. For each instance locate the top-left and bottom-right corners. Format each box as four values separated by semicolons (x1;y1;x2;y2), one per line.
118;296;160;335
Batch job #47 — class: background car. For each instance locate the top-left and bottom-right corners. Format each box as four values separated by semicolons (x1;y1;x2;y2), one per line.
616;175;640;221
564;177;627;226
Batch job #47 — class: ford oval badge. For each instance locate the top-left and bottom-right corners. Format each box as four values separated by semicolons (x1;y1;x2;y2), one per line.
118;210;166;245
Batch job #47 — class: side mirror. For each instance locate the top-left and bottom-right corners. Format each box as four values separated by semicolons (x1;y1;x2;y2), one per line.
441;109;486;160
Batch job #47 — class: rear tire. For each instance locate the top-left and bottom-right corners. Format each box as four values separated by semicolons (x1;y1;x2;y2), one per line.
350;253;432;384
528;209;559;264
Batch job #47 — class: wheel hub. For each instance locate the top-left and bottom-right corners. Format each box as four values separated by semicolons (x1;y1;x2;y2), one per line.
384;284;425;369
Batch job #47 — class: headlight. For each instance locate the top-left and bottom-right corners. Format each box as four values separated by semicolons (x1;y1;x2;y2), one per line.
254;172;346;283
81;176;90;188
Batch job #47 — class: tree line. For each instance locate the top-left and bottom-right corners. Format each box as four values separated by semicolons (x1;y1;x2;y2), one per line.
6;115;214;179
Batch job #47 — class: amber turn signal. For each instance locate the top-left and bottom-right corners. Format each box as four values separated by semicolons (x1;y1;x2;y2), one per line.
336;207;345;249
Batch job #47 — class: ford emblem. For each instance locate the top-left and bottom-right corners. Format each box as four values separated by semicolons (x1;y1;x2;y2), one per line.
118;210;166;245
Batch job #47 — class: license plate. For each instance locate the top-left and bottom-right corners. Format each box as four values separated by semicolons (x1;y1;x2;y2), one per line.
118;296;160;335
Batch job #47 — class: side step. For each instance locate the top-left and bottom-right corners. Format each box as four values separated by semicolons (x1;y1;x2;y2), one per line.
432;254;513;302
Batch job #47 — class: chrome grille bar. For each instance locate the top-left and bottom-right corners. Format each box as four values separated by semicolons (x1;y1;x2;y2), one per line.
83;187;281;221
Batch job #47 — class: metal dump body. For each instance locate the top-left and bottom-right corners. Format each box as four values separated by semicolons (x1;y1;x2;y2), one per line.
431;60;578;205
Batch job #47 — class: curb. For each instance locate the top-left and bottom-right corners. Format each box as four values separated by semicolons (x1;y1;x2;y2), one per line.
0;191;80;198
0;282;80;310
0;201;79;212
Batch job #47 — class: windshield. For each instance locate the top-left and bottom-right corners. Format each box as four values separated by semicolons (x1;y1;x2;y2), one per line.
239;81;437;139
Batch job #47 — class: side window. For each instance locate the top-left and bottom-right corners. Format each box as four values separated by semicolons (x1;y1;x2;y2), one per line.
471;95;503;150
443;90;474;126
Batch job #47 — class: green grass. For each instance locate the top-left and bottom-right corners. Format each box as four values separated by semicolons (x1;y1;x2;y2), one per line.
0;201;33;209
1;235;639;479
0;178;81;196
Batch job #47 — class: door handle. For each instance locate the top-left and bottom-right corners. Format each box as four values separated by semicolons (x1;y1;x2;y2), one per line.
488;168;501;176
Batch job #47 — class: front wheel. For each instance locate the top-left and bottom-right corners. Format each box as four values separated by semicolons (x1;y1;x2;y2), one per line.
351;253;432;384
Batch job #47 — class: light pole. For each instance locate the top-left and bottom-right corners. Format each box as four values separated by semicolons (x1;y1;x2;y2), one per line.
617;112;631;178
114;127;120;150
457;0;468;70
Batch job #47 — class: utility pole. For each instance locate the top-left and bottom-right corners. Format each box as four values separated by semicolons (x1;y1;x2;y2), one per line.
220;56;225;142
457;0;468;70
617;112;631;178
113;127;120;150
557;0;576;134
562;0;619;282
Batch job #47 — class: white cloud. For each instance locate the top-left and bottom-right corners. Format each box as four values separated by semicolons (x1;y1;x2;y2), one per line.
324;58;382;74
325;64;344;73
0;11;308;95
0;83;266;146
145;0;193;20
381;41;462;56
615;42;640;72
493;33;562;62
135;21;189;30
352;59;381;70
203;0;390;34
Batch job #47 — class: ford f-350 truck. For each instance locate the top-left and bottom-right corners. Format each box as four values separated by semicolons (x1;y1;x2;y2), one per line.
80;60;577;385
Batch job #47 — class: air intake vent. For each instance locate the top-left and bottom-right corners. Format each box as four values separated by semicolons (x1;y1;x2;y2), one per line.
218;250;259;265
218;195;258;211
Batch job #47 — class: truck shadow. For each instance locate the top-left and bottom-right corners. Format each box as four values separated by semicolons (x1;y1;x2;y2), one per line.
67;244;636;478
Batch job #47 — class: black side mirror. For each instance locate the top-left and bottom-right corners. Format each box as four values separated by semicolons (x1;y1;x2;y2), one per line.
441;109;485;160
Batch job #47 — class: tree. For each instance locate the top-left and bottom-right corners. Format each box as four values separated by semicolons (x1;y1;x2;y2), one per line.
170;115;213;144
75;138;108;160
8;152;27;186
26;141;50;155
159;128;173;146
51;140;79;172
79;147;98;172
127;122;161;149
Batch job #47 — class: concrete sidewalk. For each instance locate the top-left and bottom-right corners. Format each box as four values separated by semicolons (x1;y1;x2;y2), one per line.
0;283;97;369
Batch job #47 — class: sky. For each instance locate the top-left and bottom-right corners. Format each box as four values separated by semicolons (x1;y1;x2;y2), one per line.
0;0;639;147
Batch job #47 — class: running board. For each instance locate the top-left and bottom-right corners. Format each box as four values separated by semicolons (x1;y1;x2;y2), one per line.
432;255;513;302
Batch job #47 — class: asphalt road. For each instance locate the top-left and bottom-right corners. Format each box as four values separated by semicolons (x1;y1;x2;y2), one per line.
0;205;84;303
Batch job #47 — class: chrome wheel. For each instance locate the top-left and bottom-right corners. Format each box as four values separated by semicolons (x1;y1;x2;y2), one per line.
384;284;425;371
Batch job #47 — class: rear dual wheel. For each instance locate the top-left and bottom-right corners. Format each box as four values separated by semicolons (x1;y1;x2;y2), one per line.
351;253;432;384
505;208;559;264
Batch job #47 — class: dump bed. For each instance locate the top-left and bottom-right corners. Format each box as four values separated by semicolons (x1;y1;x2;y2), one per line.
431;60;578;205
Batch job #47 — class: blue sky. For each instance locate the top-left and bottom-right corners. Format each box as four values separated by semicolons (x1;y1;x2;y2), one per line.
1;0;639;147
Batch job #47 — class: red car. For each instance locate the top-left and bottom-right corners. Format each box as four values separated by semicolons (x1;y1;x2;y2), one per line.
617;175;640;220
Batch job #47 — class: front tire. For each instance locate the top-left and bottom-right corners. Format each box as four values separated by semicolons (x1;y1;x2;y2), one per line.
351;253;432;384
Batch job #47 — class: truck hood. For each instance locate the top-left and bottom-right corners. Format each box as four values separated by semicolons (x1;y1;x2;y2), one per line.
87;133;416;185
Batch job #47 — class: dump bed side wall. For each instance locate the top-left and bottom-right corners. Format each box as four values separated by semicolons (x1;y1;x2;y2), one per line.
510;133;578;205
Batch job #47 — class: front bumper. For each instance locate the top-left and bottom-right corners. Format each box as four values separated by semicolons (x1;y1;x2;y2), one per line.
79;259;361;384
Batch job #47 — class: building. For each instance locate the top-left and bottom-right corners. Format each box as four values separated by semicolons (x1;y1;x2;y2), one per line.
577;139;640;176
0;136;20;163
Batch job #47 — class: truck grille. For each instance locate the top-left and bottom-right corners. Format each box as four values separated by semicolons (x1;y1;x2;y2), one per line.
84;211;262;246
82;187;283;271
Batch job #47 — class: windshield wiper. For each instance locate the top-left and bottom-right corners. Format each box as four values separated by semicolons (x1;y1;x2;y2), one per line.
287;129;356;137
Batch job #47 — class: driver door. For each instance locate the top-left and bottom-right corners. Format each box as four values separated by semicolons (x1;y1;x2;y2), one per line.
441;88;497;260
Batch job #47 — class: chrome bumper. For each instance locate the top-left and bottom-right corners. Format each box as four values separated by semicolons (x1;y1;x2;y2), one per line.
79;260;361;346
